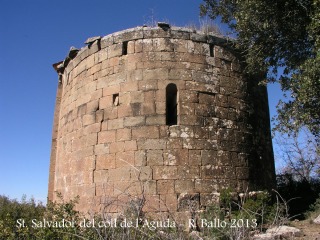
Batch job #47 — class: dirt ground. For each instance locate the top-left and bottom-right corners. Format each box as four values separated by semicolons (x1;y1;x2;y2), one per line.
291;219;320;239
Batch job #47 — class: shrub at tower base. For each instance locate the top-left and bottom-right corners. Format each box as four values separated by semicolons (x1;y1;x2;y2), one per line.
1;191;293;239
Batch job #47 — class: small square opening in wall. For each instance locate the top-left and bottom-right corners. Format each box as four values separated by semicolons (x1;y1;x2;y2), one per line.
209;44;214;57
113;93;119;106
122;41;128;55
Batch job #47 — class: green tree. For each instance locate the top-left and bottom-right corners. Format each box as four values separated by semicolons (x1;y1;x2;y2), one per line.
200;0;320;139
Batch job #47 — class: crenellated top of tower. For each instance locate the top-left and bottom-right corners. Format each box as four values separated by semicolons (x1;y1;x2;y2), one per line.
53;22;234;77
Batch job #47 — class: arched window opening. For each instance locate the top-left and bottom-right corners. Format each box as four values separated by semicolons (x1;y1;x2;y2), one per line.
166;83;178;126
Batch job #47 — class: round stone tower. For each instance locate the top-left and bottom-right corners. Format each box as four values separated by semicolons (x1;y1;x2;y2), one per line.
48;24;275;217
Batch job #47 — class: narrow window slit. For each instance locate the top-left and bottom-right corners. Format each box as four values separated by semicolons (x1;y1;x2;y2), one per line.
122;41;128;55
113;93;119;106
166;83;178;126
209;44;214;57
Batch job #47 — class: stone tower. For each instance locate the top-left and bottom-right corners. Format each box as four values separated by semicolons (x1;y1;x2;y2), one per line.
48;24;275;217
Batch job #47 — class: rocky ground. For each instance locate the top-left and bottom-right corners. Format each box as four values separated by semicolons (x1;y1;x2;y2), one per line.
252;215;320;240
290;219;320;239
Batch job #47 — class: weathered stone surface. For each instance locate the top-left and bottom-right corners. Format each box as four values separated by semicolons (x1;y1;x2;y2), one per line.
85;36;101;45
49;26;275;219
254;226;302;239
177;193;199;211
314;214;320;224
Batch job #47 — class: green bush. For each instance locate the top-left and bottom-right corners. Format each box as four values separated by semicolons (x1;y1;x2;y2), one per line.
199;189;287;239
0;190;291;239
0;195;45;239
307;194;320;219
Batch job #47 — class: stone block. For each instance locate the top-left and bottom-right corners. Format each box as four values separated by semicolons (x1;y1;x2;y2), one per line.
195;179;218;193
96;49;108;63
159;126;169;138
153;38;174;52
143;28;171;38
101;120;108;131
95;109;104;123
199;92;215;104
147;150;163;166
142;194;160;212
108;43;123;58
132;126;159;139
130;91;144;103
107;118;123;130
175;180;195;193
84;133;98;147
123;116;146;127
159;194;177;212
116;128;131;141
134;166;152;181
180;115;201;126
163;149;188;166
137;139;166;150
138;79;158;91
146;115;166;125
179;90;198;103
108;167;132;181
114;181;143;196
98;130;116;143
178;166;200;179
109;141;125;153
170;29;190;39
171;39;188;53
103;107;119;120
101;35;114;48
143;68;168;80
99;96;113;109
214;46;235;61
153;166;178;180
83;114;95;126
201;150;218;165
127;41;135;54
155;102;166;114
95;183;114;197
95;143;110;155
168;69;192;80
86;54;95;69
103;84;120;96
116;151;135;167
167;138;183;149
120;81;138;92
190;33;207;43
124;140;137;151
113;29;143;43
143;180;157;194
155;89;166;102
157;180;175;194
179;103;195;115
135;150;147;166
134;39;143;53
118;92;130;105
94;170;109;183
141;103;156;115
96;154;116;170
84;123;101;135
130;103;142;116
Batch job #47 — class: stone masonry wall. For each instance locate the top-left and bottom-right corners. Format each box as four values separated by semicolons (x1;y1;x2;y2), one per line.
48;25;275;220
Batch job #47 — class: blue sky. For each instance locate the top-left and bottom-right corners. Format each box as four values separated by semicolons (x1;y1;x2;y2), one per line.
0;0;283;202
